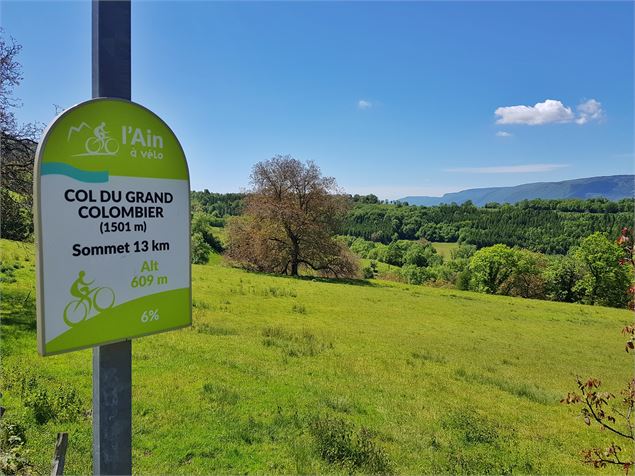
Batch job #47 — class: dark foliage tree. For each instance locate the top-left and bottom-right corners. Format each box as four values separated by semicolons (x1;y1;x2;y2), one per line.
544;255;584;303
190;190;244;219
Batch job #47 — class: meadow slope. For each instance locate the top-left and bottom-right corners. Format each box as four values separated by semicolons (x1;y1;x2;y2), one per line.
1;239;633;474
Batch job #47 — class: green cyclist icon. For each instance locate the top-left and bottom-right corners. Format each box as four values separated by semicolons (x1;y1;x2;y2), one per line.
63;270;115;327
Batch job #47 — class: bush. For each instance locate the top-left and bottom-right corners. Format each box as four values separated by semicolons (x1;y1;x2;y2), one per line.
362;265;375;279
403;241;441;268
367;244;388;261
191;232;212;264
0;420;27;450
0;418;32;475
0;189;33;242
400;264;431;285
309;416;391;474
192;212;223;252
350;237;376;258
455;269;472;290
23;389;54;425
5;369;85;425
50;387;84;423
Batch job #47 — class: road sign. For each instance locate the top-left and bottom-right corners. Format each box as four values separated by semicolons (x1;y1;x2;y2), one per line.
35;98;191;356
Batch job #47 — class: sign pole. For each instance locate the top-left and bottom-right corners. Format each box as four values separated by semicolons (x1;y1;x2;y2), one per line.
92;1;132;474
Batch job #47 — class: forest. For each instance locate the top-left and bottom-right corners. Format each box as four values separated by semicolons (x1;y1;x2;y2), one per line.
186;189;635;310
190;190;633;254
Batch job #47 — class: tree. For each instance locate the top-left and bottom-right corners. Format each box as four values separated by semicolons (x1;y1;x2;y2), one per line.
383;240;410;267
508;249;547;299
191;233;212;264
0;29;23;135
468;244;518;294
191;211;223;252
544;255;584;303
227;155;358;278
1;29;40;241
403;240;440;268
573;233;632;308
562;230;635;474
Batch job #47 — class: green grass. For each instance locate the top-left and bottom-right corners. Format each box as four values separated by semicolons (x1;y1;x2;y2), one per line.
360;258;401;279
431;242;459;259
210;225;228;247
1;238;633;474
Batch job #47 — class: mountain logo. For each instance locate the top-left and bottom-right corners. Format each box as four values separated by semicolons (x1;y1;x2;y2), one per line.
68;121;119;157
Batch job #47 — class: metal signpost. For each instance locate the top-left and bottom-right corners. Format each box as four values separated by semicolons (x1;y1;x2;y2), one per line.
34;1;191;473
93;2;131;474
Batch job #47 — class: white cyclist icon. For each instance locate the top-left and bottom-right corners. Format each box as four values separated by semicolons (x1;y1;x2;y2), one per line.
84;122;119;155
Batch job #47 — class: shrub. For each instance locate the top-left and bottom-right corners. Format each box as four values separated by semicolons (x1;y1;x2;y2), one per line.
192;211;224;252
191;232;212;264
362;265;375;279
309;416;391;474
50;387;84;423
0;418;32;475
350;237;376;258
5;370;85;424
23;388;54;425
403;241;441;268
0;420;27;450
455;269;472;290
400;264;431;285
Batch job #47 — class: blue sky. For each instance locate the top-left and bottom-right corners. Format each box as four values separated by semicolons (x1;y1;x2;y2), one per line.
3;1;633;199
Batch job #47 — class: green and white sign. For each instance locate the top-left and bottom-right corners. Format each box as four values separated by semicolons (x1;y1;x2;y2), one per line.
35;98;191;356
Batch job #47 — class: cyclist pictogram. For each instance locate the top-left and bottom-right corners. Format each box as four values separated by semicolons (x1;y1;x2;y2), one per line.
69;121;119;156
63;270;115;327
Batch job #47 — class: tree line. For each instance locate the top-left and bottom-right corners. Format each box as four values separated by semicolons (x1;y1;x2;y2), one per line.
345;230;633;309
189;192;634;256
343;199;633;254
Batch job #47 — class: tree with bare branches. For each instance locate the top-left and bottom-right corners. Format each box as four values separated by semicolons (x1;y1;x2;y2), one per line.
227;155;358;278
1;29;40;241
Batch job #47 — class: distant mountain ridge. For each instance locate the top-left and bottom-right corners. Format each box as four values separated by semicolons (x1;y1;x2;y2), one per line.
399;175;634;206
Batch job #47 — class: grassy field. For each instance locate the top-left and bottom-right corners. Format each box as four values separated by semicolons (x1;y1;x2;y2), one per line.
1;238;633;474
431;242;459;259
210;226;228;247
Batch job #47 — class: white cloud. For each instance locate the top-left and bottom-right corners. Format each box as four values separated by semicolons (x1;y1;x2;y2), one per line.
575;99;604;124
495;99;574;125
445;164;569;174
357;99;372;110
496;131;512;137
494;98;604;126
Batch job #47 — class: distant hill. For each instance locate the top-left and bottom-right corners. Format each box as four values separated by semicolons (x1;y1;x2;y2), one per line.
399;175;634;206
